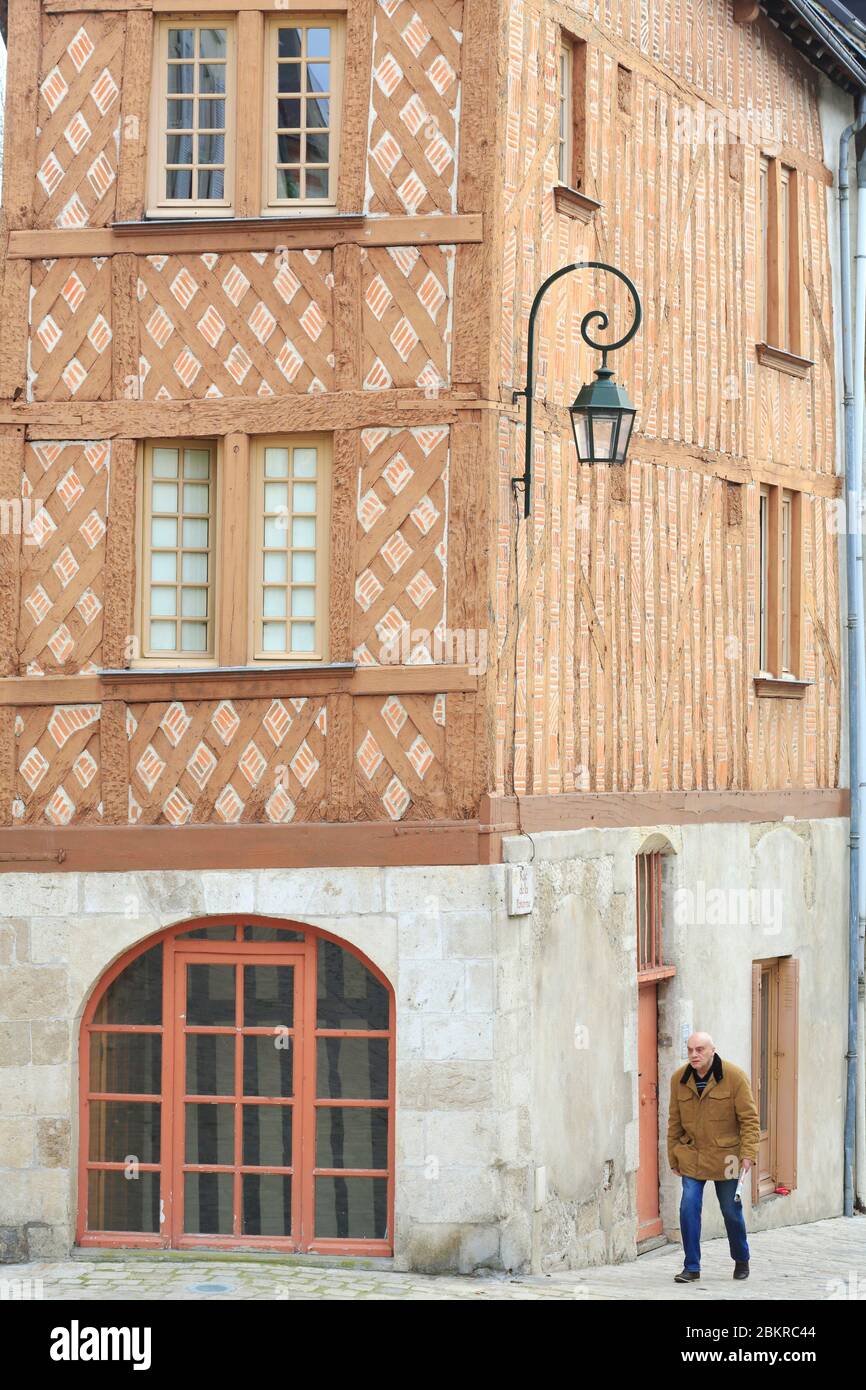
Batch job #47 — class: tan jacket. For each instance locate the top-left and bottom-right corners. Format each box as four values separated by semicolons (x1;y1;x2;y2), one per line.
667;1055;760;1181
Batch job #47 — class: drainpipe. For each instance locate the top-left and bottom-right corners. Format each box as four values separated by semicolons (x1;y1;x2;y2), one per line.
839;94;866;1217
857;118;866;1217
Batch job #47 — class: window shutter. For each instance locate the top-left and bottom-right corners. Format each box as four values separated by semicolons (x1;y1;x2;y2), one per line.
775;955;799;1190
751;962;762;1205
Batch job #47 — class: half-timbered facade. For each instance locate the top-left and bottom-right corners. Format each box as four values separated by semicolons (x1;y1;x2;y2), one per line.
0;0;856;1272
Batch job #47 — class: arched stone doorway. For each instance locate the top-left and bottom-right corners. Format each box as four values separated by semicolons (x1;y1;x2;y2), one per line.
77;917;395;1255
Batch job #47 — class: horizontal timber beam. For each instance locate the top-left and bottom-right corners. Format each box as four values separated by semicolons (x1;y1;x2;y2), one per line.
7;214;483;260
0;664;480;707
0;789;848;874
0;821;484;872
0;391;476;438
482;788;849;839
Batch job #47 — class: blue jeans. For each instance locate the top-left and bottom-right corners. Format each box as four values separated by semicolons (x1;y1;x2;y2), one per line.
680;1176;750;1271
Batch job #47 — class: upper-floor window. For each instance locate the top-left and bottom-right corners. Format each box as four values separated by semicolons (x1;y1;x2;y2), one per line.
252;436;329;659
556;32;587;192
148;13;343;218
759;154;800;354
557;40;572;186
758;483;801;678
265;19;343;209
141;440;217;658
150;21;236;215
136;433;331;666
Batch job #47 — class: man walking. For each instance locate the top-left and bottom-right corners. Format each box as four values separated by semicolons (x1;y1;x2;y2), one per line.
667;1032;760;1283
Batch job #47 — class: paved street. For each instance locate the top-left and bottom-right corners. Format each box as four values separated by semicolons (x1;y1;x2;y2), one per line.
2;1216;863;1300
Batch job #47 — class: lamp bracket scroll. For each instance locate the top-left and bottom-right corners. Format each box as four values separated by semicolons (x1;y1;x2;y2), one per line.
511;261;642;518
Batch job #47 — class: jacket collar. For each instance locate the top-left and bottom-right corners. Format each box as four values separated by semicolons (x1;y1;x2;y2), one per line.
682;1052;723;1090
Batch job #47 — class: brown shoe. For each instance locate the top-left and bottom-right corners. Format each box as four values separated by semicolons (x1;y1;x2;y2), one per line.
674;1269;700;1282
733;1262;749;1280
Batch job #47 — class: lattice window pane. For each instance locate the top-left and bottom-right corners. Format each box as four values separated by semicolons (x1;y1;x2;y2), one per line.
156;22;234;210
254;438;328;660
143;442;216;658
267;19;342;207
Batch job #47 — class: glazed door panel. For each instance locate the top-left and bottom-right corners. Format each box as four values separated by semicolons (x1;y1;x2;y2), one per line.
172;948;304;1248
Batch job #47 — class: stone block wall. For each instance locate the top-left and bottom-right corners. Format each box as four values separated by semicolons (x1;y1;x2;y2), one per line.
0;814;847;1270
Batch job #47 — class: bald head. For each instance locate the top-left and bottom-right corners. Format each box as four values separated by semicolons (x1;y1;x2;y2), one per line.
687;1033;715;1075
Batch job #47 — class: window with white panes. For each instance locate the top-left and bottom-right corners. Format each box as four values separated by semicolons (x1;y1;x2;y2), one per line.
252;437;329;660
150;20;235;214
141;442;216;659
264;18;343;208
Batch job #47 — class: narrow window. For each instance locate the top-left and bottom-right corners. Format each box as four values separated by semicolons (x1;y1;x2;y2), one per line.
759;155;769;343
779;165;790;350
760;155;800;352
140;441;216;660
251;437;330;661
150;21;235;215
557;34;587;192
635;850;675;980
558;40;572;186
758;484;801;678
264;18;343;209
780;489;792;674
636;851;663;974
759;485;769;671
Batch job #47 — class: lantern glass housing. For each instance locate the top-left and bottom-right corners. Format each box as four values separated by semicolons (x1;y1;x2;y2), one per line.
570;364;637;465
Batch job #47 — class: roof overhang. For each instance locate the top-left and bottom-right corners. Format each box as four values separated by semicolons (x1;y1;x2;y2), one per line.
759;0;866;92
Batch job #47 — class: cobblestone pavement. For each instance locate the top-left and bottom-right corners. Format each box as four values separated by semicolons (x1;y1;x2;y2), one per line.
2;1216;863;1300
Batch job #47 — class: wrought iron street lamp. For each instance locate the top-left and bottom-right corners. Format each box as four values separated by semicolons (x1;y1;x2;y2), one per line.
512;260;642;517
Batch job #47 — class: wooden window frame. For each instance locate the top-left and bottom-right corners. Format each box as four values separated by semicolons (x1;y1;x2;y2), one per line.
759;156;769;343
760;154;801;356
148;16;237;219
757;483;802;679
249;434;332;664
262;15;345;213
635;850;676;982
135;438;221;667
134;432;331;670
751;956;799;1203
557;31;587;195
557;39;572;187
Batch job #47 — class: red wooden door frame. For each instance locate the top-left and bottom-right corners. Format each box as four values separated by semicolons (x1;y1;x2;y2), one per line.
77;916;396;1256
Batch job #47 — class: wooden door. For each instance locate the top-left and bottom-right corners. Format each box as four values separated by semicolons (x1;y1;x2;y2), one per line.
637;981;662;1239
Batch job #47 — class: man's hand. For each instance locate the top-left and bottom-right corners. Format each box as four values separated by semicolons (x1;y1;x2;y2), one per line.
671;1168;681;1176
740;1158;753;1173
